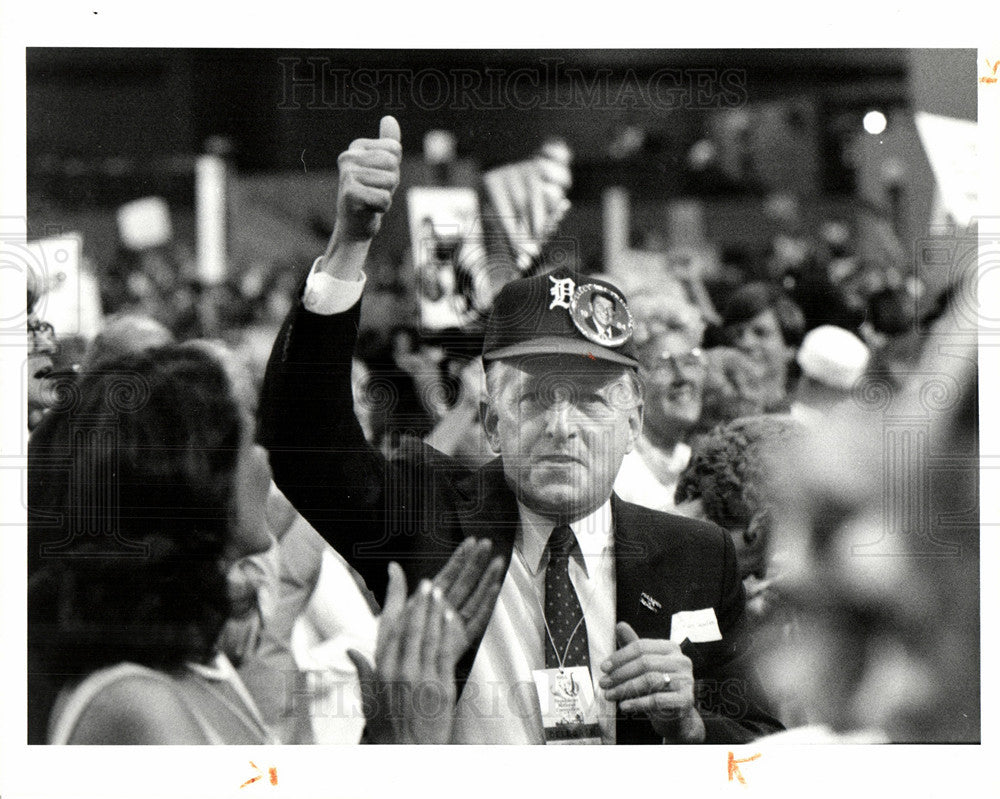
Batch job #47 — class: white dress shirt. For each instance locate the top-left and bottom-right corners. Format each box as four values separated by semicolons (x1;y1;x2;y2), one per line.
453;500;617;744
302;258;367;315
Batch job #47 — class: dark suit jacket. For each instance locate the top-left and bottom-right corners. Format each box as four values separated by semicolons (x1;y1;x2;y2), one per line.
258;296;782;744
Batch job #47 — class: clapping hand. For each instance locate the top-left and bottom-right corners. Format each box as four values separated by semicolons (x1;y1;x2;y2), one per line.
348;563;461;744
348;539;505;744
432;538;505;654
599;621;706;743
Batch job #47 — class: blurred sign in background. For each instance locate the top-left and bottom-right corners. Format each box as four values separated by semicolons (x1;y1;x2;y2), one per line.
24;48;976;356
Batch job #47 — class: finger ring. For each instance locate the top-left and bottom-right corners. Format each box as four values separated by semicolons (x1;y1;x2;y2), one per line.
662;673;672;689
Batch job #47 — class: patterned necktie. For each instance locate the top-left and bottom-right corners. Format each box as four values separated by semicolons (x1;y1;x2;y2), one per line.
544;525;590;669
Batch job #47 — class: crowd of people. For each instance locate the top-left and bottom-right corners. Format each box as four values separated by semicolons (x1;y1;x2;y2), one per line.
25;113;978;746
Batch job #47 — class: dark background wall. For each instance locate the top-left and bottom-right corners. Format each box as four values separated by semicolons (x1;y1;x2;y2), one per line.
24;48;975;282
27;48;914;174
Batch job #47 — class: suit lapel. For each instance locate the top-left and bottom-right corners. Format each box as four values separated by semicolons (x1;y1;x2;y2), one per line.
612;494;681;642
612;494;689;743
451;458;519;692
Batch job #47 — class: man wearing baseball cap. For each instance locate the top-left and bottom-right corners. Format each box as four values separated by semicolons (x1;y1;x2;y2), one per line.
259;117;781;744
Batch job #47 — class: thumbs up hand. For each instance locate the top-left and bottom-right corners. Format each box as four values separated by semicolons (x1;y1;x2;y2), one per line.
333;115;403;243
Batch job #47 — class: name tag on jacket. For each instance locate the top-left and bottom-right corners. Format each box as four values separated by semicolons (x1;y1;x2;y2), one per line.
669;607;723;643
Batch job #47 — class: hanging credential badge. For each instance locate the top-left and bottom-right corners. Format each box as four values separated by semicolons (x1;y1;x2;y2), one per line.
532;667;603;744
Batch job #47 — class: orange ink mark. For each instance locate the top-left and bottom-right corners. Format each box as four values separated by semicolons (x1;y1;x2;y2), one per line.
269;767;278;786
728;751;762;785
986;58;999;75
240;761;266;789
586;352;596;360
981;77;998;84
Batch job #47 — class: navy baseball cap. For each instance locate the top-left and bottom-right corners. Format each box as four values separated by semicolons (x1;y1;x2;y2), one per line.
482;269;639;368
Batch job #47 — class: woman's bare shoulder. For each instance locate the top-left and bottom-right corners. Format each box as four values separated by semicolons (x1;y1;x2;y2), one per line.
66;670;209;745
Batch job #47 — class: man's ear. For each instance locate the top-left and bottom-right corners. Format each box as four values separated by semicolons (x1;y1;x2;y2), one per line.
481;399;501;454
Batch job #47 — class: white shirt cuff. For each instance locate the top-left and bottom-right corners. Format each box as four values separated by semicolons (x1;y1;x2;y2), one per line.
302;257;367;315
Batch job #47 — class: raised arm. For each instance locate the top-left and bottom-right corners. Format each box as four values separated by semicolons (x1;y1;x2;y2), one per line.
257;117;403;592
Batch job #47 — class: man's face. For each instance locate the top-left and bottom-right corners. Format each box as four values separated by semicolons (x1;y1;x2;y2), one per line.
591;294;615;327
638;332;707;438
482;356;642;522
725;308;794;386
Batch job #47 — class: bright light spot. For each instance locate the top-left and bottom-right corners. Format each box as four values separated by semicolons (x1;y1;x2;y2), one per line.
863;110;887;135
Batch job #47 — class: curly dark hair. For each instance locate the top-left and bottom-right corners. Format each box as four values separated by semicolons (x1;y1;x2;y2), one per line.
28;346;243;688
675;414;804;534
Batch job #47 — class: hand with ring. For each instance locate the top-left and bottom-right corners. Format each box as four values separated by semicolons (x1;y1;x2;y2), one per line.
598;621;705;743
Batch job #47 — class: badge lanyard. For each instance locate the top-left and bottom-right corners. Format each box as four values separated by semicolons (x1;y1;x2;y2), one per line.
516;540;606;746
514;542;600;674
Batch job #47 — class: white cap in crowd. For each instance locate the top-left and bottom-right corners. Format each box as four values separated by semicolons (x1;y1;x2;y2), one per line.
796;325;870;391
